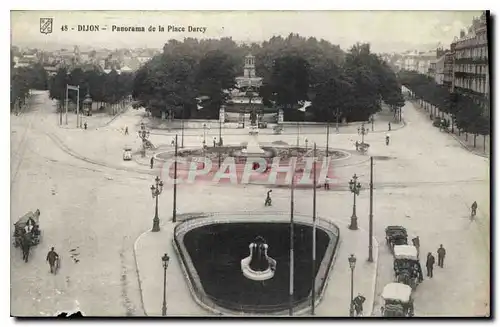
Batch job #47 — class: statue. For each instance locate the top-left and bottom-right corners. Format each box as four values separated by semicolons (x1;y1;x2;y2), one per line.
241;236;276;281
250;109;257;126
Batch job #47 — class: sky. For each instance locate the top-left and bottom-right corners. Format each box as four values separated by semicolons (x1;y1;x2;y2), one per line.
10;11;484;53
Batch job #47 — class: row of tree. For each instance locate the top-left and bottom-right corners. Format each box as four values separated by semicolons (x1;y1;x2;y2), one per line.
132;34;405;122
398;70;490;137
10;62;49;111
49;68;134;111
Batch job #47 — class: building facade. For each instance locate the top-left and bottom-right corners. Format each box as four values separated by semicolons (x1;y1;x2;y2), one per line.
399;50;436;74
451;11;489;114
443;52;454;90
434;54;446;85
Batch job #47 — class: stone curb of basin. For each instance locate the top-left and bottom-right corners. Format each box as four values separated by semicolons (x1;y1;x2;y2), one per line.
151;145;353;163
133;211;380;317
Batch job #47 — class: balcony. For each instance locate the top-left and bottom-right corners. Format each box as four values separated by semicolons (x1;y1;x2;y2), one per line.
454;71;487;79
454;57;489;65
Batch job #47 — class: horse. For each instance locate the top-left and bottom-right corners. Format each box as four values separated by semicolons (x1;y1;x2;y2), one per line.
21;233;32;263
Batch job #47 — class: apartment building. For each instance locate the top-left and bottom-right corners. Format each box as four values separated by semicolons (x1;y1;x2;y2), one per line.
451;11;489;114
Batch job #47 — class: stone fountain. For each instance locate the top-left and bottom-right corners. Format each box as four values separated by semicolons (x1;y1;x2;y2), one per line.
241;236;276;281
241;132;265;156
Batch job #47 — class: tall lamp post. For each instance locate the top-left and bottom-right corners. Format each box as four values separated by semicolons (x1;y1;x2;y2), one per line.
173;134;178;223
348;174;361;230
181;107;185;148
151;176;164;232
202;123;207;148
358;123;368;144
348;254;357;317
326;118;330;158
161;253;170;316
334;108;340;133
368;157;374;262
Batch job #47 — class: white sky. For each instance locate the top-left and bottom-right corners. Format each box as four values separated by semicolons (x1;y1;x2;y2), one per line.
11;11;483;52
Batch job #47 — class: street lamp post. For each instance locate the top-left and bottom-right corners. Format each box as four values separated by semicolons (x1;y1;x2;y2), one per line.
161;253;170;316
326;119;330;158
173;134;178;223
348;254;357;317
181;108;185;148
151;176;164;232
335;108;340;133
202;123;207;148
357;123;368;144
368;156;374;262
348;174;361;230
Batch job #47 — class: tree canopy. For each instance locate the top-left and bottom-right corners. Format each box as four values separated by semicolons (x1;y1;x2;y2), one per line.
132;35;404;122
399;70;490;136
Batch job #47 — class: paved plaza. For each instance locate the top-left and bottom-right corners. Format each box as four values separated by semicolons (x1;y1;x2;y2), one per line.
10;91;490;316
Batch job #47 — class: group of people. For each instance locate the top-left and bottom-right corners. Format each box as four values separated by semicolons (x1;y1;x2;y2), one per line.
424;244;447;278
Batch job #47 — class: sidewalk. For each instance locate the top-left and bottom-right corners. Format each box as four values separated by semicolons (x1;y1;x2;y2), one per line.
134;212;378;317
411;100;490;158
143;109;404;137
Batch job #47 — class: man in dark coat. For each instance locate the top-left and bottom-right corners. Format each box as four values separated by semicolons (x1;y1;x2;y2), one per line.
426;252;435;278
150;156;154;169
353;294;366;316
437;244;446;268
388;122;391;131
264;190;272;206
471;201;478;217
47;247;60;274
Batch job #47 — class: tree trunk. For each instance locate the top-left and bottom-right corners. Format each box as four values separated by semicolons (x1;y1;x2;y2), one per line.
451;118;454;133
484;135;486;152
473;134;477;147
465;133;468;141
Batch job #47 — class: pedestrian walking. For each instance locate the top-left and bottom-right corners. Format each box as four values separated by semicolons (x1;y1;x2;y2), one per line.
388;122;391;131
437;244;446;268
324;176;330;190
84;122;87;130
213;137;217;148
150;156;154;169
46;247;60;274
264;190;272;206
355;141;359;151
125;126;129;135
471;201;478;217
426;252;435;278
353;294;366;317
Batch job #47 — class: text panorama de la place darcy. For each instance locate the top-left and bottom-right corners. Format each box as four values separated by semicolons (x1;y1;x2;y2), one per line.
59;24;208;33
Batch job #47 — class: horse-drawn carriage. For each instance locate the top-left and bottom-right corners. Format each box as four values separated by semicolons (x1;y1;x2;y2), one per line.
380;283;414;317
393;245;423;290
385;225;408;252
13;209;41;248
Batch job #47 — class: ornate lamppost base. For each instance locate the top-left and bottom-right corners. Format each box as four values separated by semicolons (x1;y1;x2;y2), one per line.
152;216;161;232
348;215;358;230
